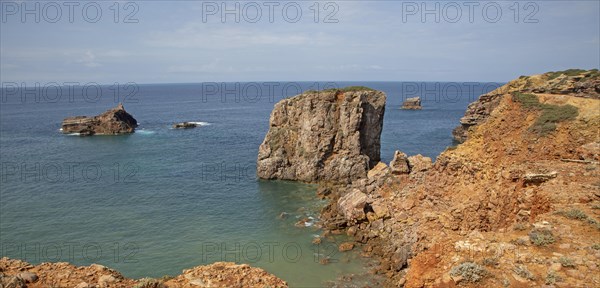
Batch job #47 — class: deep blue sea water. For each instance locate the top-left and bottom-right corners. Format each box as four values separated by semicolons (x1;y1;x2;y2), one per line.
0;81;500;287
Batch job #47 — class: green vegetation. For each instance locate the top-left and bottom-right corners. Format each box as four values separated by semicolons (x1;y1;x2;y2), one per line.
513;222;528;231
512;92;579;136
592;243;600;250
558;256;576;268
555;209;588;220
450;262;488;283
305;86;375;94
482;257;499;267
545;271;562;285
529;228;555;246
546;69;588;80
513;265;536;281
323;86;375;92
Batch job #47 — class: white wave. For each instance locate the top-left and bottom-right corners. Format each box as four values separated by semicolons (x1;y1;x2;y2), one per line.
136;129;156;135
67;133;81;136
59;128;63;131
189;122;211;126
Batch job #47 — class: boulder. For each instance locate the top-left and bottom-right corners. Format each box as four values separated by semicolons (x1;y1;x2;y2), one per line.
401;97;422;110
61;103;137;135
390;150;410;174
407;155;433;172
337;189;368;222
257;88;386;184
338;242;355;252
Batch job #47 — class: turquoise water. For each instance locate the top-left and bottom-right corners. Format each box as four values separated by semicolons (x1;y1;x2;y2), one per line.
0;82;499;286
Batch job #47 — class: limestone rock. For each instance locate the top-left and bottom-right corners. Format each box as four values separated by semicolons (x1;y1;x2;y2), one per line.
257;88;386;184
337;189;368;222
452;93;503;143
61;103;137;135
16;272;37;283
338;242;355;252
98;275;117;287
390;151;410;174
523;171;558;185
401;97;422;110
407;155;432;172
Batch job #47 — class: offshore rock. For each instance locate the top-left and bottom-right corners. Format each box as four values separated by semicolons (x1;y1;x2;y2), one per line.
401;97;422;110
257;88;386;184
61;103;137;136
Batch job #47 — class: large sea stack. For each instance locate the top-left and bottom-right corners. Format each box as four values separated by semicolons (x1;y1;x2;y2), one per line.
61;103;138;136
257;87;386;184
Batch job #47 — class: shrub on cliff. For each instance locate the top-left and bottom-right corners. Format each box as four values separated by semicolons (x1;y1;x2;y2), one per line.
513;92;579;136
450;262;488;282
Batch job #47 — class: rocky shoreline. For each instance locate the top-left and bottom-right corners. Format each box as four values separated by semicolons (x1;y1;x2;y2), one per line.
259;69;599;287
0;258;287;288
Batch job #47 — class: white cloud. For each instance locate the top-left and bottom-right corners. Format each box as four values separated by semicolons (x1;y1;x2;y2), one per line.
78;50;101;68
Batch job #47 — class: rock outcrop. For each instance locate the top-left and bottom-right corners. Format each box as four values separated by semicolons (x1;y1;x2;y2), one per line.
61;103;137;136
257;87;386;184
401;97;422;110
453;69;600;143
0;258;287;288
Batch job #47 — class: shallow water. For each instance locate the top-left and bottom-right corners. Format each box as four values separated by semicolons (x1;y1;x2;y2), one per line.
0;81;498;286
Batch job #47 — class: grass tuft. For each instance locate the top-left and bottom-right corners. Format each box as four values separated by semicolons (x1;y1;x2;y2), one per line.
513;92;578;136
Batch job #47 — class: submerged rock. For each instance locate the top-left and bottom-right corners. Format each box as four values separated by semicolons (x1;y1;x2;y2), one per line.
61;103;137;136
401;97;422;110
172;122;197;129
257;88;386;184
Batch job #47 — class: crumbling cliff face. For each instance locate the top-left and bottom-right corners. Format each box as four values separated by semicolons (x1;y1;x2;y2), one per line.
453;69;600;143
319;71;600;287
257;88;386;184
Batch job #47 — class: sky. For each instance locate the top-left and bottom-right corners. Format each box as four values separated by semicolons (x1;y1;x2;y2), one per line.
1;0;599;84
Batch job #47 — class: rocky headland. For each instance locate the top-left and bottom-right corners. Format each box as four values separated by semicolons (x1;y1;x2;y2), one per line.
453;69;600;143
312;70;600;287
0;258;287;288
257;87;386;184
61;103;138;136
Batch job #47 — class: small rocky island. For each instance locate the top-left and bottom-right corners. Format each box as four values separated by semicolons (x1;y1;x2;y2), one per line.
401;97;422;110
172;122;198;129
61;103;137;136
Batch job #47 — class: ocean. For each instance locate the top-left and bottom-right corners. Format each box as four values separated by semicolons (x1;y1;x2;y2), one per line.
0;81;500;287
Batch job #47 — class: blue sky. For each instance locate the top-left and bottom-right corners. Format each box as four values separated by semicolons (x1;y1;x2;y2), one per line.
1;1;599;84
